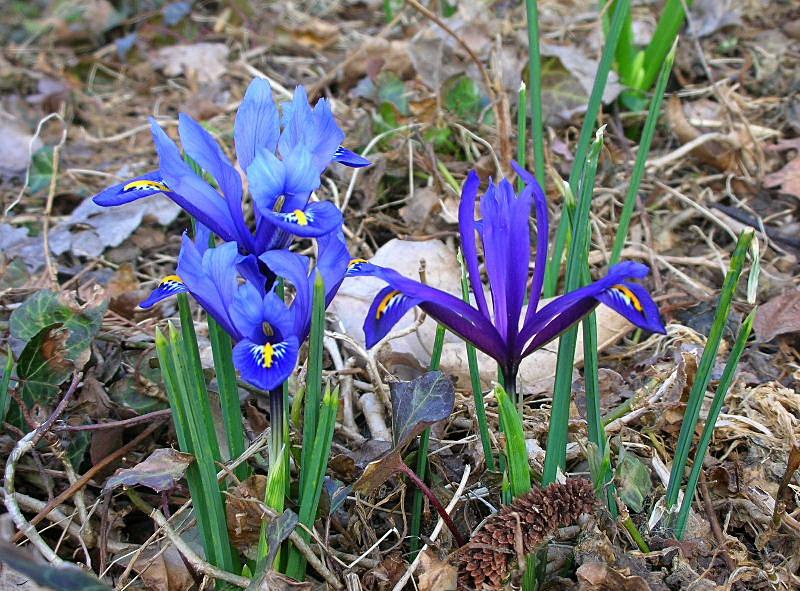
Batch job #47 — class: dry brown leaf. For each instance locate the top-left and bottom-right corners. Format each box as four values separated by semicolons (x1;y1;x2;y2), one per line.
666;96;736;171
764;155;800;200
150;43;229;84
104;448;194;493
754;288;800;341
226;475;267;556
576;562;653;591
418;549;457;591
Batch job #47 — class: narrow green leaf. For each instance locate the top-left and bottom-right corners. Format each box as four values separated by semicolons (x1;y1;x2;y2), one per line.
665;230;754;509
0;346;14;426
300;272;326;491
543;0;630;296
675;308;755;538
640;0;691;91
525;0;546;184
543;128;605;484
610;40;676;265
517;81;528;192
497;385;531;498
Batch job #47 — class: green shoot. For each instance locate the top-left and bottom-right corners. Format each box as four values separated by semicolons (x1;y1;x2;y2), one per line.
544;0;630;297
610;40;676;265
524;0;545;184
543;128;605;485
517;81;528;193
665;230;755;509
674;309;755;538
0;346;13;426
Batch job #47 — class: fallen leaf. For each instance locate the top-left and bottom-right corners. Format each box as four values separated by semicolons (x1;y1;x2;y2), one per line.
391;371;456;448
540;43;623;125
125;535;196;591
0;542;111;590
0;118;41;178
14;324;73;416
104;448;194;493
754;289;800;341
418;549;457;591
226;475;267;555
253;571;312;590
577;561;653;591
49;194;180;258
666;96;736;171
688;0;741;37
764;155;800;200
150;43;230;84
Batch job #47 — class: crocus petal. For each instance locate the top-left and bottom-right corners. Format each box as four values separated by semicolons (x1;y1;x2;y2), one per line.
349;262;507;362
512;161;550;322
333;146;371;168
283;144;322;202
248;148;287;214
316;230;350;305
178;114;252;250
230;282;266;344
233;336;299;391
363;286;423;347
92;170;168;207
518;261;656;357
259;250;311;336
264;201;342;238
479;178;534;345
595;281;666;334
149;119;240;242
458;170;490;320
139;274;187;308
177;236;241;339
234;78;280;171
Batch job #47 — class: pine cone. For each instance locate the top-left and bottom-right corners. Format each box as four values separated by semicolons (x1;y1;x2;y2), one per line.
458;479;597;590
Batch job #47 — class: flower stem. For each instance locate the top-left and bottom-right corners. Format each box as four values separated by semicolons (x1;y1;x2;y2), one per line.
398;460;466;547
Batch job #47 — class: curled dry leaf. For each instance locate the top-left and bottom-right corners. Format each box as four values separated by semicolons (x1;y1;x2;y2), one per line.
418;548;457;591
754;288;800;341
576;561;653;591
104;448;194;493
150;43;230;85
226;475;268;556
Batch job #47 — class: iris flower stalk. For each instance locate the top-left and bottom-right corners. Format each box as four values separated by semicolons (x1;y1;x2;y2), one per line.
349;162;665;398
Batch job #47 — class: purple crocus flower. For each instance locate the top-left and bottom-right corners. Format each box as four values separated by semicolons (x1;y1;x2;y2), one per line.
141;230;350;391
348;163;666;388
92;79;369;256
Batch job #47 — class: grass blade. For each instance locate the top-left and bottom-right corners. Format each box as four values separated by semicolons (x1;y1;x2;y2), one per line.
610;40;676;265
300;272;326;491
640;0;692;90
517;81;528;192
543;128;605;484
665;229;755;509
458;251;495;472
409;323;447;558
543;0;630;297
496;385;531;497
285;385;340;580
524;0;545;184
208;316;248;482
675;309;755;538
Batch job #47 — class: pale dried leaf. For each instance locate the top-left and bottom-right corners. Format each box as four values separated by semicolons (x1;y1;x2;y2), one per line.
104;448;194;493
418;549;457;591
151;43;229;84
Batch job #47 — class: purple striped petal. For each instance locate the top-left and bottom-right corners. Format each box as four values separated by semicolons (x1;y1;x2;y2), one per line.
264;201;342;238
234;336;299;391
234;78;280;171
349;262;507;363
595;281;665;334
139;274;187;308
458;170;490;320
92;170;168;207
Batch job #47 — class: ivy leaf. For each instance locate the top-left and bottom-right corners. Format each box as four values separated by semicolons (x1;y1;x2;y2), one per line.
10;290;106;367
16;324;73;409
391;370;455;449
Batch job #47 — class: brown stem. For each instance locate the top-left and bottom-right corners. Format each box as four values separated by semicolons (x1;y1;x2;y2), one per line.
397;460;466;547
11;419;165;543
55;408;172;431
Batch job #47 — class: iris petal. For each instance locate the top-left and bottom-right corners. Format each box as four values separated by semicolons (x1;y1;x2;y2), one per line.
333;146;371;168
259;250;311;336
458;170;490;320
92;170;167;207
363;286;423;347
596;281;665;334
139;274;187;308
264;201;342;238
233;336;299;391
234;78;280;171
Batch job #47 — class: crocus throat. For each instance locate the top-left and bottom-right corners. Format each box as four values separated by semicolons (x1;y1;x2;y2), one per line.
611;284;643;312
123;179;170;193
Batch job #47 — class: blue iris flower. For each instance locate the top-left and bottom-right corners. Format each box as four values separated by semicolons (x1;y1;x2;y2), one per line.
348;163;666;385
142;230;350;391
92;79;369;255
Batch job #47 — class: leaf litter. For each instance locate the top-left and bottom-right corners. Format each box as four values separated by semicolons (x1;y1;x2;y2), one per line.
1;0;800;589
